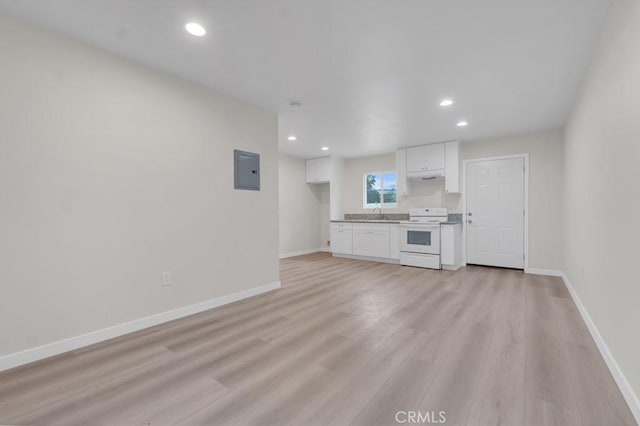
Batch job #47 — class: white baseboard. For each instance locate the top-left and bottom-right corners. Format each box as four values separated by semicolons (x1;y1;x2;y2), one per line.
561;273;640;424
0;280;281;373
279;248;322;259
333;253;400;264
442;264;463;271
525;268;563;277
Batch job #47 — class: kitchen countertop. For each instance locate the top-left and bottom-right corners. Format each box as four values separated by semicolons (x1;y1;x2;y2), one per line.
331;219;404;224
342;213;410;221
331;219;464;225
335;213;463;225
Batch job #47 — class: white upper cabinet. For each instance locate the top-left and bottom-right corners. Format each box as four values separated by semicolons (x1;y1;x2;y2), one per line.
444;141;460;193
424;143;445;170
395;148;410;197
306;157;331;183
406;143;445;175
396;141;460;193
405;146;427;174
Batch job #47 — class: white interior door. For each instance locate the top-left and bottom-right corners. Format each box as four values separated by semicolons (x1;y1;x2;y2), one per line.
466;157;525;269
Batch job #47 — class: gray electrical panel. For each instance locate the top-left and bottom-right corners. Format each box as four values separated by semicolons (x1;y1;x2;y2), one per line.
234;150;260;191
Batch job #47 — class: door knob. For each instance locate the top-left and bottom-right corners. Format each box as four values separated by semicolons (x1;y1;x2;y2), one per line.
468;219;473;224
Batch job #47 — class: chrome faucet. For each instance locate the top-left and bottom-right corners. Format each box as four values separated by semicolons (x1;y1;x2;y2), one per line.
372;206;383;219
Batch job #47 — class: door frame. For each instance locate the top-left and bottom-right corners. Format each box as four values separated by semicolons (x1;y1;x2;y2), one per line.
462;154;529;271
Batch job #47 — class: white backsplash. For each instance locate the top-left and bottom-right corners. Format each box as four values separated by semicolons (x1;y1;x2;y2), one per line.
401;178;462;212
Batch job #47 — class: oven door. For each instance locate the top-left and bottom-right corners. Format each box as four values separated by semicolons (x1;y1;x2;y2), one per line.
400;225;441;254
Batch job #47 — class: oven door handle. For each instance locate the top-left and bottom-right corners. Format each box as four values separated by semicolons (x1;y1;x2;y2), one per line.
400;226;440;230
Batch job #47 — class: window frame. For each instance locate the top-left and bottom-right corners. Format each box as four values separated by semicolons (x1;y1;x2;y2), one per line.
362;171;398;209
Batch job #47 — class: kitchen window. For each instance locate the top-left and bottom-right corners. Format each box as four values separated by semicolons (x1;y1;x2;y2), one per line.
363;172;398;209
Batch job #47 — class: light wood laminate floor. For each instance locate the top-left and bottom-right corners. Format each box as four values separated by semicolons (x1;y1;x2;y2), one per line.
0;253;635;425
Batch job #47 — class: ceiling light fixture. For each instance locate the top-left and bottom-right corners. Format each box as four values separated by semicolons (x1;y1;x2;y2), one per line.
321;147;329;151
440;99;454;107
457;121;468;127
185;22;206;37
288;136;297;141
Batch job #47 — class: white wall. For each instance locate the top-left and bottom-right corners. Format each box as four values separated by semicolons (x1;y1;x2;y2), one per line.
342;130;563;271
319;184;331;251
564;0;640;410
0;15;279;358
462;130;564;271
278;154;322;256
343;153;461;214
329;158;345;221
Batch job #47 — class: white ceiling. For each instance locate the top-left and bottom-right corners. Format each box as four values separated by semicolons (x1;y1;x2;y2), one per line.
0;0;611;159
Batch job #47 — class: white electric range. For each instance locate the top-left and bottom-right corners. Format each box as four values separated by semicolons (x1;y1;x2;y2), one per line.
399;208;448;269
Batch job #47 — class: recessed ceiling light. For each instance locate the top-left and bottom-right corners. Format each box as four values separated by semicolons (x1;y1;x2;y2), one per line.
185;22;206;37
321;147;329;151
457;121;468;127
440;99;454;107
288;136;297;141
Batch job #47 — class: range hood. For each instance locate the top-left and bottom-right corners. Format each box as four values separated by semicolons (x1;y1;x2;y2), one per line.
407;169;445;180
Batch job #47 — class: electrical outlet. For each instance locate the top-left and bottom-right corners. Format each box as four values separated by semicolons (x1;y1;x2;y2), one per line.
161;271;173;287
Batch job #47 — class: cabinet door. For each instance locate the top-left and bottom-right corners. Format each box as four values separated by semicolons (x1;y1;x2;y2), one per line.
440;225;455;265
352;227;369;256
389;224;400;259
424;143;445;170
405;146;426;173
330;224;352;254
395;149;410;196
306;158;331;183
369;227;391;258
353;224;390;258
445;141;460;193
306;159;319;183
406;144;445;173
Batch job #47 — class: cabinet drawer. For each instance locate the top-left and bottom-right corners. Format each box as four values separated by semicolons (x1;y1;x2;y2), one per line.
331;222;353;231
352;223;390;233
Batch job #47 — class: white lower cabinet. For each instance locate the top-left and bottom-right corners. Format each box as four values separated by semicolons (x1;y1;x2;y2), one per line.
352;223;390;258
331;221;460;268
330;223;353;254
389;224;400;260
331;222;401;261
441;223;463;270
